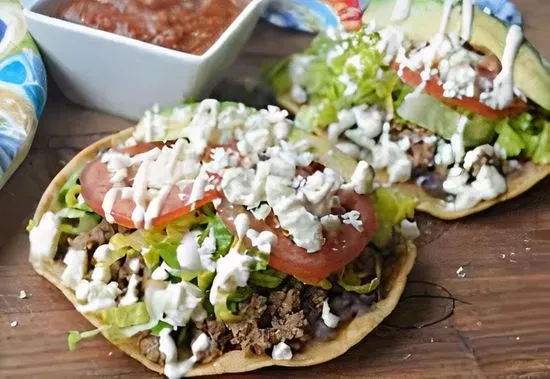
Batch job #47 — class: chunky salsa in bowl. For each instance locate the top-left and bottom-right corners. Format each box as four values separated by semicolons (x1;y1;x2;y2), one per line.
57;0;250;55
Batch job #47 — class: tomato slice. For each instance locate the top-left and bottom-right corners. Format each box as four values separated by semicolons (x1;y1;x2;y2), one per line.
392;62;527;120
217;187;377;284
80;142;219;229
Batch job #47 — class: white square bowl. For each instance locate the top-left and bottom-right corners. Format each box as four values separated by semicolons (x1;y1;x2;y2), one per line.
23;0;266;120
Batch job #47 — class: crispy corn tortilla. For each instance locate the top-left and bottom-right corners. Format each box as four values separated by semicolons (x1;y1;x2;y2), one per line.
278;93;550;220
31;128;417;376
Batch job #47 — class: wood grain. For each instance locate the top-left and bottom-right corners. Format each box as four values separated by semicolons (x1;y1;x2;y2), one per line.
1;1;550;377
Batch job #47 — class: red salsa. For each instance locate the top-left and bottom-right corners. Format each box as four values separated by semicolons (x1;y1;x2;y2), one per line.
58;0;250;55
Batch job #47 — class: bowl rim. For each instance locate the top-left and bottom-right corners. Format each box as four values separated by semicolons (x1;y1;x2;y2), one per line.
23;0;265;62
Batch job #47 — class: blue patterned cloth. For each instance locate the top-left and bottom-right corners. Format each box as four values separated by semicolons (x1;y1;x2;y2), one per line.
263;0;523;31
475;0;523;26
0;1;47;186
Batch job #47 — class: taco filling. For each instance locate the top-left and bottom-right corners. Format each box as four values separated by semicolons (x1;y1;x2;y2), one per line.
266;0;550;214
28;100;417;378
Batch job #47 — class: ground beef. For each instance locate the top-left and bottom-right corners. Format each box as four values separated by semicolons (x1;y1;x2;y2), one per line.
470;154;499;177
110;255;144;289
195;284;312;359
68;219;116;250
137;332;165;365
410;142;435;169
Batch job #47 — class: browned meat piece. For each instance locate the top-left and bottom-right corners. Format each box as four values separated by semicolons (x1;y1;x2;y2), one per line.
470;154;499;177
227;320;274;355
267;287;301;318
271;311;308;341
68;219;116;250
137;332;165;365
410;142;435;169
195;319;233;353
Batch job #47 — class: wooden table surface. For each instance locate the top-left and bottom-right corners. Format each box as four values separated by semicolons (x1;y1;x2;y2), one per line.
2;1;550;377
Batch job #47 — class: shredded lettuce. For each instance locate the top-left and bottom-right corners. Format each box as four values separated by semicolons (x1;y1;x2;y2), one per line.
94;302;150;328
214;287;253;321
267;27;398;130
68;328;103;351
371;188;417;248
495;113;550;164
199;215;233;260
150;321;172;336
249;267;287;289
198;271;215;291
338;254;381;294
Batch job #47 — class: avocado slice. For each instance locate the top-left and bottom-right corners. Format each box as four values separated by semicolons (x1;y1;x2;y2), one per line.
363;0;550;110
397;93;496;147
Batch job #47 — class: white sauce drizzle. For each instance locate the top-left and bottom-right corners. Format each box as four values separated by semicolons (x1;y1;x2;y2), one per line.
480;25;523;110
461;0;473;41
391;0;412;22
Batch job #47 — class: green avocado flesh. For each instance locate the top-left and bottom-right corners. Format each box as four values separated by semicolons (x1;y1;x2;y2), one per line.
363;0;550;110
397;94;495;147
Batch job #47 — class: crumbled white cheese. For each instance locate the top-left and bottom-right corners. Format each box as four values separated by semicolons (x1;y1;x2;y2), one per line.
234;213;249;240
400;219;420;240
29;211;60;267
434;141;455;166
266;175;324;253
388;158;412;183
353;105;384;138
342;210;364;232
10;321;18;328
322;299;340;328
19;290;27;299
349;160;374;195
61;248;88;289
272;342;293;360
463;144;494;171
209;248;253;305
327;108;356;141
128;257;141;274
161;281;205;327
335;141;361;159
77;281;121;313
290;84;308;104
471;164;507;201
91;264;111;283
75;280;90;303
443;167;469;195
248;203;272;221
246;229;277;253
320;214;341;233
151;266;169;281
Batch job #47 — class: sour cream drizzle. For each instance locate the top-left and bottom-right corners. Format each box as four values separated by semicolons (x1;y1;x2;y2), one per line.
461;0;473;41
391;0;412;22
481;25;523;110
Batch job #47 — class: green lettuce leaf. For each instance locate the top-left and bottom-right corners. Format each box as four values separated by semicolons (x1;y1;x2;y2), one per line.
371;188;417;248
249;267;287;289
94;302;150;328
495;113;550;164
275;27;398;130
338;251;382;294
68;329;102;351
214;287;253;321
495;122;525;157
150;321;172;336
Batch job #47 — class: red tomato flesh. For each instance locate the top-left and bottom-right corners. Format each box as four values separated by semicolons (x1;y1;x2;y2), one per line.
392;62;527;120
80;142;219;229
217;187;377;284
